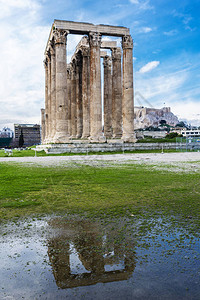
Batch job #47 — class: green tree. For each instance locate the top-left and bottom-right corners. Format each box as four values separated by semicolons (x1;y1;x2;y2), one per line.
19;129;24;147
176;121;188;128
166;132;179;139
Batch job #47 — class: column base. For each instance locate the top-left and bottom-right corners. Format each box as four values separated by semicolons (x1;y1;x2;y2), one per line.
112;133;122;139
122;133;137;143
44;138;51;144
104;133;112;139
76;134;82;139
81;135;90;139
48;134;56;143
89;136;106;143
53;133;70;143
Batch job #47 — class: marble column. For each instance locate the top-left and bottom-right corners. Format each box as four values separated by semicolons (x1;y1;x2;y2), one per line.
112;47;122;138
50;42;56;141
43;58;48;143
67;64;71;137
76;54;83;139
122;35;135;142
47;52;51;143
70;60;77;138
81;46;90;138
103;55;112;138
89;32;105;142
53;29;69;143
41;108;45;144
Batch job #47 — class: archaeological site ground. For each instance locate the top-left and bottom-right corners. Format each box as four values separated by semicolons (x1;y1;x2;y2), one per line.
0;152;200;299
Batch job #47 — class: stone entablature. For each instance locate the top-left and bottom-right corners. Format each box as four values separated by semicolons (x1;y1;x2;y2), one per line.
42;20;135;144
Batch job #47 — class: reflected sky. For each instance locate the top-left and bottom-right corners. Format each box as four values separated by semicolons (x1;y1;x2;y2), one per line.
0;216;200;299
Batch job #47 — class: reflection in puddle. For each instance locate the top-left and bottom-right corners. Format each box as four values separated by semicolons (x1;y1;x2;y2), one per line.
0;216;200;299
47;219;136;289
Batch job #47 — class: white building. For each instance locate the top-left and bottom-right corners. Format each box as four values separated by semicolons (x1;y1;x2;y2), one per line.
180;129;200;137
0;127;13;138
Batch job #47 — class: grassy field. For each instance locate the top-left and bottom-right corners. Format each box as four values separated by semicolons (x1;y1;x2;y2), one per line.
0;162;199;231
0;148;180;157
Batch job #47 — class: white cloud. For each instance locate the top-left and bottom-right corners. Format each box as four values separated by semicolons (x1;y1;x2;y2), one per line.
139;61;160;73
0;0;50;129
129;0;153;10
135;55;200;125
0;0;40;18
139;26;153;33
129;0;139;4
172;10;194;31
163;29;178;36
172;102;200;125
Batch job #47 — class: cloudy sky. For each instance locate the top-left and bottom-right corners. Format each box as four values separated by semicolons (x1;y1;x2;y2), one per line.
0;0;199;130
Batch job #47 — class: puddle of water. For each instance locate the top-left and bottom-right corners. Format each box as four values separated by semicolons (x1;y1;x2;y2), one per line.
0;216;200;300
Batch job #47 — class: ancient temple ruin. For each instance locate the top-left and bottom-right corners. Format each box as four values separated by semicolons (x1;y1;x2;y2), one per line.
41;20;135;151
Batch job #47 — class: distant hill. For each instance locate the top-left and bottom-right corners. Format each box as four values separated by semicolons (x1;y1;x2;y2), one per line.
134;106;179;129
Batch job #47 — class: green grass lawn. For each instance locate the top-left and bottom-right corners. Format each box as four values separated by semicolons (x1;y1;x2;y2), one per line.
0;162;199;230
0;148;181;158
0;149;47;157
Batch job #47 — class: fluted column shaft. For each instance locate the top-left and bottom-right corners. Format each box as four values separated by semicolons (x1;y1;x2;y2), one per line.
81;47;90;138
122;35;135;141
50;44;56;140
112;47;122;138
41;108;45;144
44;59;48;143
70;61;77;138
47;54;51;142
103;56;112;138
76;55;83;138
67;64;71;137
53;29;69;142
89;32;104;141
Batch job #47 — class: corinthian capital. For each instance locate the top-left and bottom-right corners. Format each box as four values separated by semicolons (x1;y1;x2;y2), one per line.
112;47;121;60
89;32;102;47
80;46;90;57
122;35;133;49
53;28;69;45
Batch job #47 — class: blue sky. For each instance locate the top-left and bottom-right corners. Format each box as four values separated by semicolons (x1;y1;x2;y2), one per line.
0;0;199;130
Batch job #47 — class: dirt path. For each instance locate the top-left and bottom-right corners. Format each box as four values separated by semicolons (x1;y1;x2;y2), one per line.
0;152;200;167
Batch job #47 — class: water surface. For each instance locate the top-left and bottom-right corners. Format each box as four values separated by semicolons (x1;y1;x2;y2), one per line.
0;215;200;299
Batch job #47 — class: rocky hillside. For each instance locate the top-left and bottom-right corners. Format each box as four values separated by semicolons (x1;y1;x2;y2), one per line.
134;106;179;129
